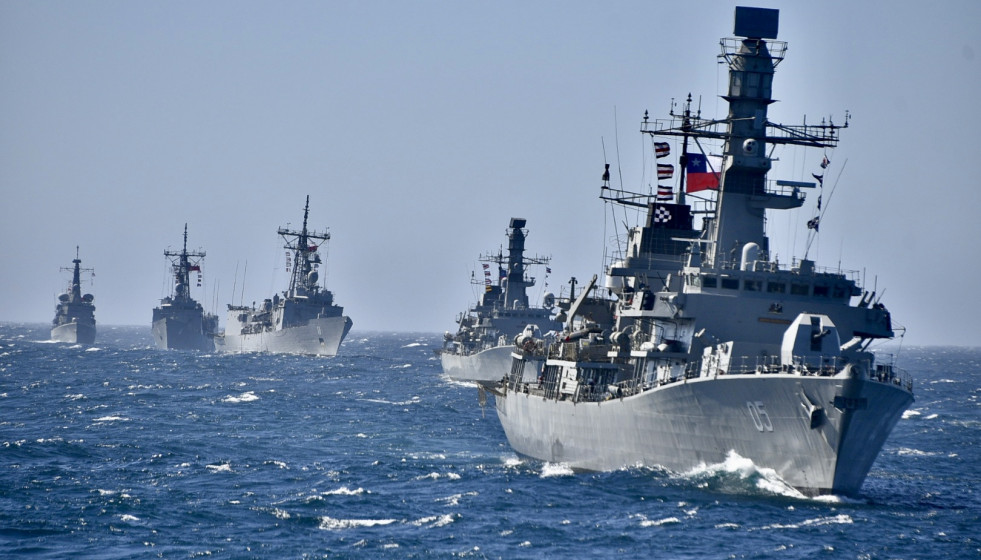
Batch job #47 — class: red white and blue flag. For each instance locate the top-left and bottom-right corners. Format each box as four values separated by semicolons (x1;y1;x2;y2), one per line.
657;164;674;179
654;142;670;159
685;153;723;192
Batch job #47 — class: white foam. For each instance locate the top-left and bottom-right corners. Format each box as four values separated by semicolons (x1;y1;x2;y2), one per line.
902;409;922;419
93;416;128;422
640;516;681;527
683;450;807;499
436;491;478;506
323;486;367;496
362;396;420;406
416;472;461;481
897;447;941;457
540;462;574;478
119;514;140;522
206;463;232;472
402;343;424;348
222;391;259;403
757;513;853;531
318;516;396;530
412;514;456;527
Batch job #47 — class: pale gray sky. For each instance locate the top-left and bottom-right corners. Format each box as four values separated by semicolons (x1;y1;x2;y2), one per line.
2;1;978;346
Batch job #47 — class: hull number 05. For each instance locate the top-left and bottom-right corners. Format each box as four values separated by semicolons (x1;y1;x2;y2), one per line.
747;401;773;432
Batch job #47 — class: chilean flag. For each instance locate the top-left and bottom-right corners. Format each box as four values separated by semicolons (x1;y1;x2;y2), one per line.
686;153;723;192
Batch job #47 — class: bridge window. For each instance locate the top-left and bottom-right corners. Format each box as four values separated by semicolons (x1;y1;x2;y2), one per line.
766;282;786;293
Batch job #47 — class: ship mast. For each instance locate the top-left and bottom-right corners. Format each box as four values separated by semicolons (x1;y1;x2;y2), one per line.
164;224;206;303
478;218;550;309
641;7;847;268
279;195;331;298
60;246;93;304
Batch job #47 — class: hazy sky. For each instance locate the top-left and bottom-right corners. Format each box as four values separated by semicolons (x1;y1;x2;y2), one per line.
2;1;978;346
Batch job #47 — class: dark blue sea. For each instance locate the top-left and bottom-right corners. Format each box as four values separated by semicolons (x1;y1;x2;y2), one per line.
1;324;978;559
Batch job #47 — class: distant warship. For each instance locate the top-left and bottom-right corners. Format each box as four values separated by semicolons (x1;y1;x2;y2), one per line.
488;7;913;496
217;196;352;356
51;247;96;344
152;224;219;351
437;218;561;383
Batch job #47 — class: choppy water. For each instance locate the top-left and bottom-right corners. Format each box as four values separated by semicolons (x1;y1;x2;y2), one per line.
1;323;978;558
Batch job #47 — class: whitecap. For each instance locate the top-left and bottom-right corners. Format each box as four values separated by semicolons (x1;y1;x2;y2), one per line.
640;516;681;527
271;509;291;520
897;447;941;457
119;514;139;522
93;416;129;423
323;486;367;496
318;516;396;530
362;396;420;406
85;347;102;352
757;513;853;531
902;409;922;419
206;463;232;472
402;343;424;348
222;391;259;403
540;462;574;478
436;491;478;506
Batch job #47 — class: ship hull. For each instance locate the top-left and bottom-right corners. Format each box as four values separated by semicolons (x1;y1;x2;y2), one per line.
51;322;96;345
440;345;542;384
495;374;912;496
152;309;215;351
219;315;352;356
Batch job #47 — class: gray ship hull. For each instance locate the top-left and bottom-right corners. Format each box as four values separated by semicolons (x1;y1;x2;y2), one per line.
440;345;543;384
51;322;96;345
495;373;912;496
219;315;352;356
152;311;215;351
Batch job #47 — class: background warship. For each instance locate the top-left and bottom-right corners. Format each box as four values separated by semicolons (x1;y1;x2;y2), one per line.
490;7;913;496
51;247;96;344
217;196;352;356
437;218;560;384
152;224;219;351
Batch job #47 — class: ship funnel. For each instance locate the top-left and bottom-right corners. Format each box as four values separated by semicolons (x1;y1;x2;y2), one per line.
740;242;760;271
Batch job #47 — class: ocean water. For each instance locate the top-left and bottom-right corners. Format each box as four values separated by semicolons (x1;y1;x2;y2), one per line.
0;323;977;559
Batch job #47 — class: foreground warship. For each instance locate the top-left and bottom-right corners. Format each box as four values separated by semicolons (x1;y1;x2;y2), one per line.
152;224;219;351
51;247;96;344
489;7;913;496
437;218;561;383
217;196;352;356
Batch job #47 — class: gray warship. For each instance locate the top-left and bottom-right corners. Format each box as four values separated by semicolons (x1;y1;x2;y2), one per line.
51;247;96;344
437;218;561;384
217;196;352;356
152;224;220;351
489;7;913;496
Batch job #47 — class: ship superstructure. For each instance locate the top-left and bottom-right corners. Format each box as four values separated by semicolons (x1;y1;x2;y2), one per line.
490;7;912;496
217;196;352;356
51;247;96;344
152;224;219;351
438;218;562;383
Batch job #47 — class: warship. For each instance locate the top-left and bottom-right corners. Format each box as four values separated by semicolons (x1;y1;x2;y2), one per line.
437;218;562;384
217;196;352;356
51;247;96;344
488;7;913;496
151;224;220;351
